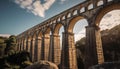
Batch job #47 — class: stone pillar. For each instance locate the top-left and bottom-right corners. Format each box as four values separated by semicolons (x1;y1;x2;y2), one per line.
30;38;35;62
49;34;61;65
96;28;104;64
40;35;50;61
85;26;104;69
34;37;42;61
61;32;78;69
41;36;45;60
20;42;22;51
22;40;24;51
17;42;20;51
23;39;26;50
26;39;31;52
21;40;23;51
44;35;50;61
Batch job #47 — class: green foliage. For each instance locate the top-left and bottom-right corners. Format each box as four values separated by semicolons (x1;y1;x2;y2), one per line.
101;25;120;62
0;37;7;58
0;39;4;43
75;37;85;69
5;35;17;55
0;35;32;69
0;51;32;69
76;37;85;55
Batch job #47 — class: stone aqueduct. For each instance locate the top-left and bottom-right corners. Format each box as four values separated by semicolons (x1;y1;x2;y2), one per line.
16;0;120;69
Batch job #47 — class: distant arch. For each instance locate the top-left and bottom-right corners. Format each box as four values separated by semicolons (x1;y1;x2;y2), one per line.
43;27;51;38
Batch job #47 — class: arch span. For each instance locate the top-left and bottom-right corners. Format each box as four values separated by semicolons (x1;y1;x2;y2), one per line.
68;16;87;33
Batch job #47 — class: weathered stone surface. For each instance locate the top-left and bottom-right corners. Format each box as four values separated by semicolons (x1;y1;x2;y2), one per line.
25;60;58;69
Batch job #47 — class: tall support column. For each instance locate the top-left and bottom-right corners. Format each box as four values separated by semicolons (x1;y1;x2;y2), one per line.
30;38;35;62
20;41;22;51
41;35;45;60
61;32;78;69
49;34;61;65
85;26;104;69
34;37;42;61
26;39;31;52
23;39;26;50
22;40;24;51
40;35;50;60
21;40;23;51
17;42;20;51
44;36;50;61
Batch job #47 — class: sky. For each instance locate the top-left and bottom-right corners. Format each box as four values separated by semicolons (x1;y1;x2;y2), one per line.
0;0;85;35
0;0;120;41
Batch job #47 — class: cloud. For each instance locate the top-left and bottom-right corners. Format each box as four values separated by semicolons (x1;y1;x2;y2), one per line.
103;13;112;18
75;29;85;42
60;0;67;4
100;10;120;30
14;0;56;17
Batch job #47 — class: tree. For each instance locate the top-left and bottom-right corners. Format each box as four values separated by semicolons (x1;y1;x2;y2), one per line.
75;37;86;69
5;35;17;55
0;37;7;58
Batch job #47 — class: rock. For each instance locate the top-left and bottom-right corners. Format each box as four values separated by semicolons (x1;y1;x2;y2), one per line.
25;60;58;69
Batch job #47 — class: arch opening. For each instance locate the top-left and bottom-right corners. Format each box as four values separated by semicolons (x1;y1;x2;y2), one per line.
97;0;104;6
61;15;65;20
37;31;42;39
54;23;64;50
95;4;120;62
99;10;120;62
73;10;78;15
80;7;85;13
67;12;71;18
45;27;51;37
52;23;64;65
88;3;93;10
30;32;37;62
68;16;88;69
26;34;32;52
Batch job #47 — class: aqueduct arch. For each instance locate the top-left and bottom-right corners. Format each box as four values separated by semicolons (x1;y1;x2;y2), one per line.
49;23;63;65
95;3;120;26
16;0;120;69
94;3;120;62
68;16;85;33
34;32;42;61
